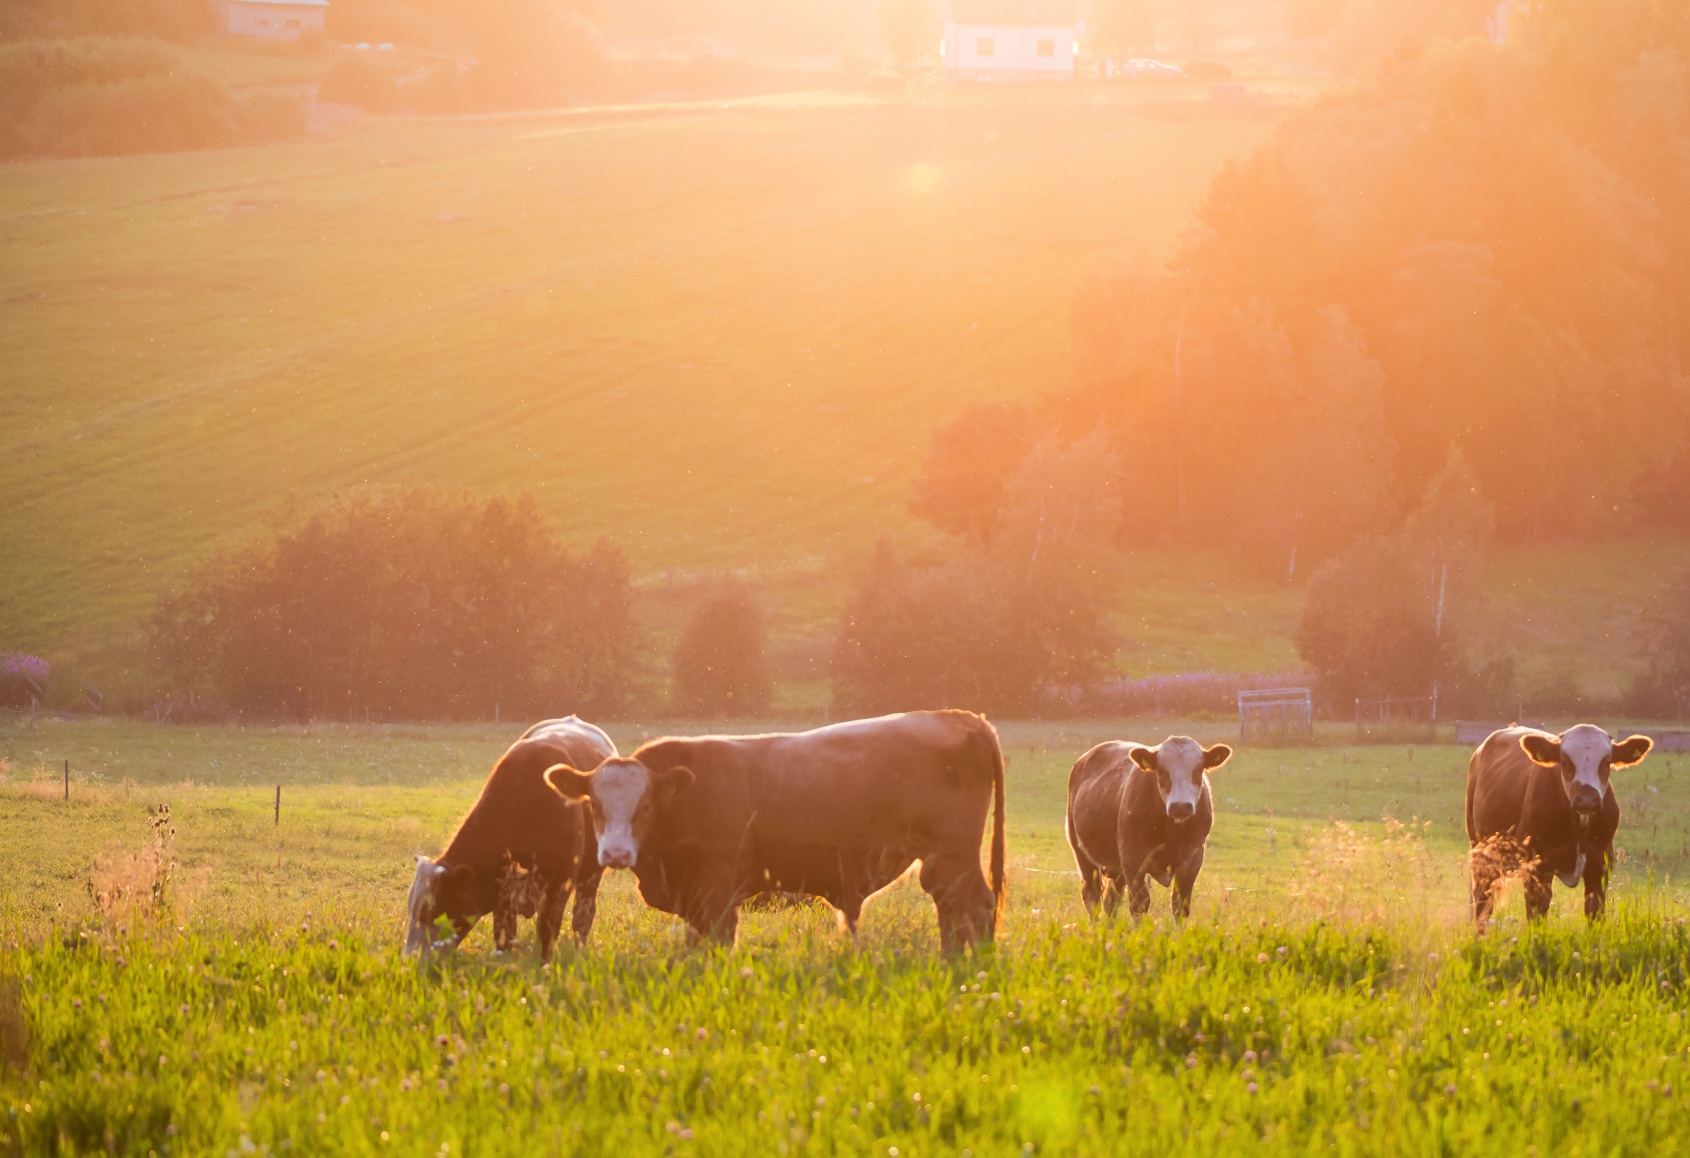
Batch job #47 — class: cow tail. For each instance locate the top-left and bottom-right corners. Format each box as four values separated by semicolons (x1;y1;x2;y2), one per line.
988;727;1006;936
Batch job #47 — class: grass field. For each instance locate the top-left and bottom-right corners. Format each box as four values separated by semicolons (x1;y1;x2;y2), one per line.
0;89;1278;659
5;717;1690;1153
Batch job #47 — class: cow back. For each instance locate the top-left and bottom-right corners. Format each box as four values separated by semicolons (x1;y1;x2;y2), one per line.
1066;743;1133;872
1466;727;1552;844
440;731;611;874
632;711;1001;889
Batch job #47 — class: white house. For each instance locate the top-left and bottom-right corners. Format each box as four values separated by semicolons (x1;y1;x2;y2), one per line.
942;0;1082;84
224;0;328;42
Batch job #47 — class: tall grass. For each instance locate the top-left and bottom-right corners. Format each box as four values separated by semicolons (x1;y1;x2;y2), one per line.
4;904;1689;1155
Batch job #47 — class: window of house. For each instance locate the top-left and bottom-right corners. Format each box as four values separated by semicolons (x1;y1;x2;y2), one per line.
286;18;300;27
976;37;994;56
1037;39;1055;57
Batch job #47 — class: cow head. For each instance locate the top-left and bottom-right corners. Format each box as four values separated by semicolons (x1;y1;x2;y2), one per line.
1520;725;1652;822
1128;736;1233;822
404;854;472;956
544;758;694;869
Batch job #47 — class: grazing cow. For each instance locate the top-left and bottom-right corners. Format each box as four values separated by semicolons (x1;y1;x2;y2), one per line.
404;716;616;959
1466;724;1653;926
543;710;1006;952
1065;736;1233;920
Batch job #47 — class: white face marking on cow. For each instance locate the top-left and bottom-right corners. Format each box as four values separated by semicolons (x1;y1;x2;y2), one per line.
404;855;447;956
591;760;652;869
1556;724;1614;816
1155;737;1207;821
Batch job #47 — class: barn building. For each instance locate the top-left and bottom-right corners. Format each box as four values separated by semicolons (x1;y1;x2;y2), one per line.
224;0;328;42
942;0;1082;84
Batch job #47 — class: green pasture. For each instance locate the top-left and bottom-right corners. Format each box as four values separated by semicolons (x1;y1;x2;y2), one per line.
5;718;1690;1153
0;90;1273;664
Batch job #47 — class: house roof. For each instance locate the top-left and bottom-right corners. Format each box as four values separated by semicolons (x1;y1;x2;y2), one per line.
228;0;330;7
948;0;1080;23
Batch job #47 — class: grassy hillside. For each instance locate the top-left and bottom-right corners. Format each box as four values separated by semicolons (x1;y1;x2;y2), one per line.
0;88;1280;661
4;82;1683;712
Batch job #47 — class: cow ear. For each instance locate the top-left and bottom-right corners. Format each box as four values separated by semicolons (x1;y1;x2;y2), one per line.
1611;734;1654;768
1202;743;1234;771
446;864;473;887
1127;745;1157;772
656;765;694;803
544;764;594;801
1520;733;1562;767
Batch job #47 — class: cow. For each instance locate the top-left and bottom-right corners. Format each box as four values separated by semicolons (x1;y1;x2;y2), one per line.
1065;735;1233;921
404;716;616;959
1466;724;1653;926
542;710;1006;952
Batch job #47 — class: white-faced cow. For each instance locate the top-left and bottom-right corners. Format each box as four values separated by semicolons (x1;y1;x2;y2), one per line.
1466;724;1653;926
1065;736;1233;920
404;716;616;959
543;710;1006;952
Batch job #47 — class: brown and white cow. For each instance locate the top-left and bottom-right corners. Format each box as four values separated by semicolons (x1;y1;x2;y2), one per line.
404;716;616;959
1466;724;1653;926
543;710;1006;952
1065;736;1233;921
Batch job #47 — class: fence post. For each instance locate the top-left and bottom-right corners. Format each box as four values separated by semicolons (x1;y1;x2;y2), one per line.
275;785;281;827
64;759;69;801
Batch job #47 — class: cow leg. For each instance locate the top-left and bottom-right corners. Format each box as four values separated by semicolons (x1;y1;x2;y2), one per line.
919;854;996;952
1100;875;1124;918
536;881;571;963
1469;853;1497;930
1582;853;1610;922
570;866;605;943
492;906;516;953
1522;870;1554;921
683;875;743;947
685;904;739;947
1125;874;1151;920
1074;846;1106;918
450;914;476;950
1171;848;1204;922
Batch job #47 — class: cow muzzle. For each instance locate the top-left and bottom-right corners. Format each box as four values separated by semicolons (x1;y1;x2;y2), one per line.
599;844;636;869
1167;801;1195;822
1571;792;1602;819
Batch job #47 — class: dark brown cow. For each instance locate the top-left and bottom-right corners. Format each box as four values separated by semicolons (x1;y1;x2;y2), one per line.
543;710;1006;952
404;716;616;959
1466;724;1653;926
1066;736;1233;920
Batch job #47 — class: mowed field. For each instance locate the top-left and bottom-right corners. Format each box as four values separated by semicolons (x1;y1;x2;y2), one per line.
0;89;1278;658
6;717;1690;1152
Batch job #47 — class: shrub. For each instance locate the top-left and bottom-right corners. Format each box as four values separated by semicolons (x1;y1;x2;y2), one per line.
0;37;305;159
1297;450;1493;708
151;488;641;721
672;583;774;717
402;62;473;114
464;0;607;109
0;651;49;710
834;432;1121;716
908;402;1038;546
318;54;401;112
1623;571;1690;719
